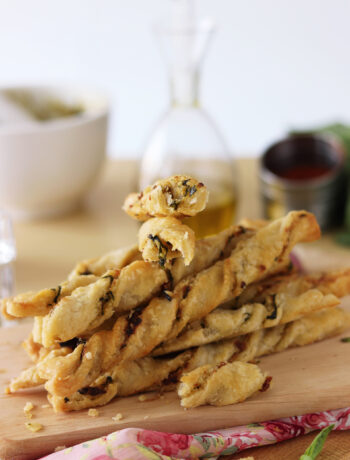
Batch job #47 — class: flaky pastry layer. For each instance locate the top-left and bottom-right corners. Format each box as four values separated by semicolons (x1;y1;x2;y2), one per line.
21;212;319;398
138;217;195;266
153;269;350;355
178;361;268;408
123;175;209;221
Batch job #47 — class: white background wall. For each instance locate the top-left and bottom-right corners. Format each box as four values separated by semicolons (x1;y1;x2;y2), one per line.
0;0;349;158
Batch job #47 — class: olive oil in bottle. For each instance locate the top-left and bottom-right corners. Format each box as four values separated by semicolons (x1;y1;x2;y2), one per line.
183;188;236;238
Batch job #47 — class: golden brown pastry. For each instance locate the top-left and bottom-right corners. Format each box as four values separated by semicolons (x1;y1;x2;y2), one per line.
138;217;195;266
32;211;319;397
2;245;140;319
9;306;350;411
68;245;141;278
49;351;192;412
39;263;168;346
7;347;71;392
3;218;263;324
123;175;209;221
41;296;178;397
236;307;350;362
165;210;320;341
153;269;350;355
34;224;258;346
2;274;99;319
187;307;350;370
238;217;268;230
22;333;44;362
178;361;269;408
169;224;259;285
7;165;350;420
8;366;46;392
233;268;350;309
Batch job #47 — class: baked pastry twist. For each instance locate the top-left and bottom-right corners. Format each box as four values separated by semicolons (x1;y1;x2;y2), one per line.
42;306;350;411
5;167;350;416
178;361;269;408
138;217;195;266
2;217;261;323
36;211;319;397
50;351;193;412
68;245;141;278
36;224;257;346
1;274;99;320
2;245;140;319
123;175;209;221
152;269;350;355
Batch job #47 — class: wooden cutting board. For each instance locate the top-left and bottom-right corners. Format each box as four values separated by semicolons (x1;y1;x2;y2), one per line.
1;303;350;460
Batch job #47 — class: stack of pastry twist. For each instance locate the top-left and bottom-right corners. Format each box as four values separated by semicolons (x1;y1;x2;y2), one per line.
3;175;350;411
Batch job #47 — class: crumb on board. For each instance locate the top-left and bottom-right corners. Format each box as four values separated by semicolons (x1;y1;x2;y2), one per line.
88;408;99;417
41;404;50;409
24;401;34;413
25;422;42;433
54;445;66;452
138;393;159;402
24;402;35;418
112;413;123;421
143;415;149;420
4;386;11;394
0;369;6;373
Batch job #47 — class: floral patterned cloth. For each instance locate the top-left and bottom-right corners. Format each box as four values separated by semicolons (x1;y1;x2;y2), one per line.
40;407;350;460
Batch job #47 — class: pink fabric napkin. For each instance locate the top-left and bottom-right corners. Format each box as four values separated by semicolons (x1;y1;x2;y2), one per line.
40;407;350;460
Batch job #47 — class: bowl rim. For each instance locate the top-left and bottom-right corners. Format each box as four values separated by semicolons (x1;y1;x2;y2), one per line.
0;84;109;135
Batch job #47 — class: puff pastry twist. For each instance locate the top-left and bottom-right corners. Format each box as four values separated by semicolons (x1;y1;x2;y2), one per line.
123;175;209;221
153;269;350;355
39;211;319;397
43;306;350;411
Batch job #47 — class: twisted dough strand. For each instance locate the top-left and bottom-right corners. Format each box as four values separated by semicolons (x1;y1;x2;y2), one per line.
123;175;209;221
138;217;195;266
45;306;350;411
2;245;140;319
152;269;350;355
41;211;320;397
40;224;256;346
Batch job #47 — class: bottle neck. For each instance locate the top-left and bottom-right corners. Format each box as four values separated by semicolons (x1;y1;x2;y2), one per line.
170;70;199;107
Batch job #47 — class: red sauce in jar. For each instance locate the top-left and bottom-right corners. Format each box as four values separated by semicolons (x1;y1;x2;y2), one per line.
278;165;331;181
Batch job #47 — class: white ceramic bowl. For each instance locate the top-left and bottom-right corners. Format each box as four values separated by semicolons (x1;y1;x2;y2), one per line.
0;85;109;220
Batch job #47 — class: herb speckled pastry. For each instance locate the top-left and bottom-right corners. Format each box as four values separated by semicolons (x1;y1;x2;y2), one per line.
139;217;195;266
152;269;350;355
123;175;209;221
178;361;269;408
27;211;319;398
19;306;349;412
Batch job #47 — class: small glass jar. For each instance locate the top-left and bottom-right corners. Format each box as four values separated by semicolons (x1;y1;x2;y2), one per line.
259;134;347;231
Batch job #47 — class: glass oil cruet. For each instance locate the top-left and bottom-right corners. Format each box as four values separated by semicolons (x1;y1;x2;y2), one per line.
139;0;238;238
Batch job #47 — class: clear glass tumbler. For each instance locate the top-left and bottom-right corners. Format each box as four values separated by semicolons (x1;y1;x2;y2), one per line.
0;210;16;326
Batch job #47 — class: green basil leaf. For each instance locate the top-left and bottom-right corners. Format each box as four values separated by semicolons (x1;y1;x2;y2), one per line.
299;424;334;460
